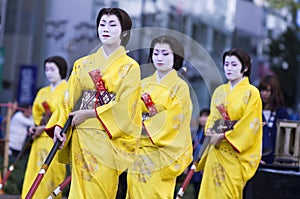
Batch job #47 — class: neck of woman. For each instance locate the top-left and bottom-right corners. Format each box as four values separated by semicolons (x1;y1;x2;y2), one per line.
157;69;173;80
103;43;121;56
229;77;244;89
50;79;63;90
264;103;271;110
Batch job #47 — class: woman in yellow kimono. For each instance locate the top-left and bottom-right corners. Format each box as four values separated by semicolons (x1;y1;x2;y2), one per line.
45;8;141;199
21;56;68;199
127;35;193;199
196;48;262;199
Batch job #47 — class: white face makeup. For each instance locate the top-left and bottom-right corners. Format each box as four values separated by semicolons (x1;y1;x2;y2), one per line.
45;62;61;84
152;43;174;74
98;14;122;45
223;55;245;85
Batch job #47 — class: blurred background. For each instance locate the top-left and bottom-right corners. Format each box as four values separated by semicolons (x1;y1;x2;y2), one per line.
0;0;300;197
0;0;300;116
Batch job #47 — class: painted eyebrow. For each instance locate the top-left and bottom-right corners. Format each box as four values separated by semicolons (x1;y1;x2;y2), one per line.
153;49;169;52
100;19;117;23
225;60;238;63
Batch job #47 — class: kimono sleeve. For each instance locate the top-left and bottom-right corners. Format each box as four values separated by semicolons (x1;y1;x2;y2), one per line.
143;83;192;147
32;91;44;126
45;60;83;137
95;63;142;139
205;86;225;131
225;87;262;153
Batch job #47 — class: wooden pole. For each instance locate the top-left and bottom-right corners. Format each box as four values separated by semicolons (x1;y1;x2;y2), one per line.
3;102;13;175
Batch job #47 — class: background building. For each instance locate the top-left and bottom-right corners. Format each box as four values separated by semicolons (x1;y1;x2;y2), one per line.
0;0;296;114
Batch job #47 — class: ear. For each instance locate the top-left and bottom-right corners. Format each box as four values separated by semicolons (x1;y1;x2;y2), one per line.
243;66;248;72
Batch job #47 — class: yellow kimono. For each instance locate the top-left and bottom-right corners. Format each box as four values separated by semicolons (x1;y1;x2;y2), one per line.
45;46;141;199
21;81;67;199
197;77;262;199
127;70;193;199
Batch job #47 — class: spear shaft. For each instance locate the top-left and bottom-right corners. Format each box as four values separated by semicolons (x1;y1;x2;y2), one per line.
25;116;72;199
0;135;32;190
176;104;232;199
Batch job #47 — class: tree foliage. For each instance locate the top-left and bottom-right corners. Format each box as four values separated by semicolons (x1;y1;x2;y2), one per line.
265;0;300;9
264;0;300;109
265;0;300;30
266;27;300;108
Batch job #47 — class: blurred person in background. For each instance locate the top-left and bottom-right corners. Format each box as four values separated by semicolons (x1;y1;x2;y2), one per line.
258;75;290;164
21;56;68;199
9;103;34;159
190;108;210;199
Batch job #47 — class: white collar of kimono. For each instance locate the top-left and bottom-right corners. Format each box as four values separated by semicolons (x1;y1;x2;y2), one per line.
230;77;245;90
156;69;175;82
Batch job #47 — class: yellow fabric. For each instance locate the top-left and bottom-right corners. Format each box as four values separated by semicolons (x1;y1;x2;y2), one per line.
196;77;262;199
127;168;177;199
127;70;193;199
21;81;67;199
46;46;141;198
68;130;119;199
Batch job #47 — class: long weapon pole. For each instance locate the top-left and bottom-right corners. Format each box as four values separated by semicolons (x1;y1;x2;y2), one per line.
176;105;229;199
47;175;71;199
25;116;73;199
0;135;32;190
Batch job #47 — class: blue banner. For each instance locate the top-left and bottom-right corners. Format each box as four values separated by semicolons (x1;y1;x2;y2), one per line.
17;65;37;105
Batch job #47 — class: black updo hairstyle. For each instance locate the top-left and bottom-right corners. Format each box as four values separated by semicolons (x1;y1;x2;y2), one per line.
148;35;185;71
44;56;68;79
96;7;132;46
222;48;252;77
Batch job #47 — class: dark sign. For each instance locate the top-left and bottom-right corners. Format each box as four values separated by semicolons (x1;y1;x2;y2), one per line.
17;65;37;105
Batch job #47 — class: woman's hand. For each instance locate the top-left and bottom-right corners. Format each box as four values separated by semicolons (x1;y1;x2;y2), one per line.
29;125;45;139
28;125;35;136
206;128;225;145
54;126;65;149
69;109;96;127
